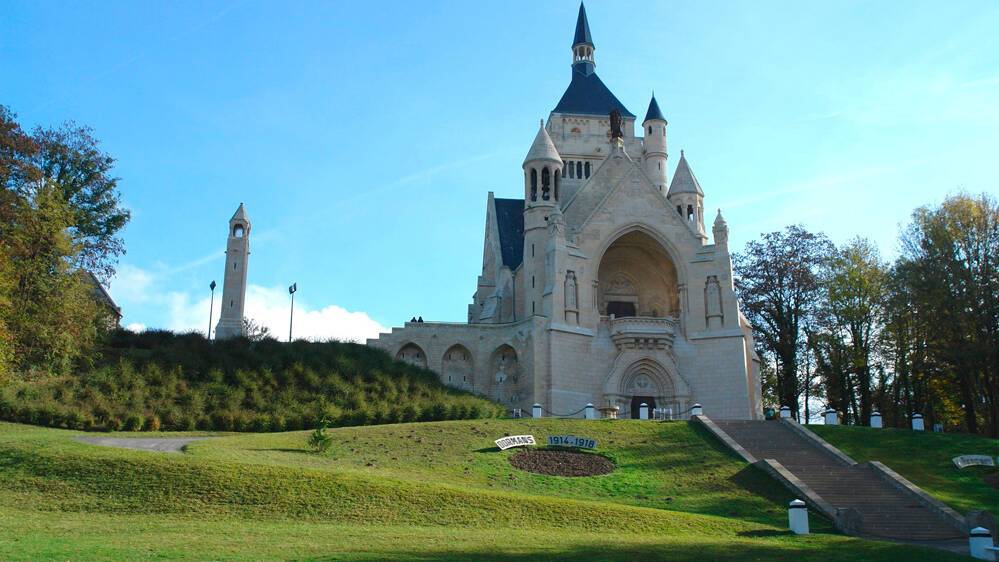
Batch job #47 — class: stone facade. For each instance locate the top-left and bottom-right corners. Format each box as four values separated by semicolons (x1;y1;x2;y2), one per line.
368;5;762;420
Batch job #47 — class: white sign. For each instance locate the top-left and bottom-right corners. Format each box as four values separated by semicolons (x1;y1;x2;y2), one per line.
547;435;597;449
495;435;536;450
953;455;996;469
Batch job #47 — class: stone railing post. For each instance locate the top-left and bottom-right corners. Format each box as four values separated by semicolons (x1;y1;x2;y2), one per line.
639;403;649;420
969;527;996;560
532;403;542;419
789;499;809;535
824;409;839;425
871;411;882;428
691;403;703;417
780;406;791;419
584;403;595;420
912;413;925;431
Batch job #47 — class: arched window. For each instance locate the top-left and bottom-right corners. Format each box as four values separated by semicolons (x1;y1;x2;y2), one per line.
568;160;574;179
554;170;560;201
687;204;694;221
648;125;652;135
677;205;683;216
233;224;245;238
576;161;583;178
530;168;538;201
541;167;551;200
584;161;591;178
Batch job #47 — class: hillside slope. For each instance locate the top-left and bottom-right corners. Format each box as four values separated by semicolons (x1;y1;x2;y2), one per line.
0;419;970;561
0;330;503;432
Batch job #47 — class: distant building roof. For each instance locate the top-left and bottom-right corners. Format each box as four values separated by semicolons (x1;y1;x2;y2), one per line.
81;270;122;321
494;198;525;269
553;67;634;118
644;94;666;123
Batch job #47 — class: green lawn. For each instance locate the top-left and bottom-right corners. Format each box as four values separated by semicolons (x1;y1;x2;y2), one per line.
0;420;975;561
810;424;999;514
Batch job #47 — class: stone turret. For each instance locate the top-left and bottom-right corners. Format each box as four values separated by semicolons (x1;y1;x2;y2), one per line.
522;120;563;318
642;94;668;192
667;150;706;240
713;209;729;247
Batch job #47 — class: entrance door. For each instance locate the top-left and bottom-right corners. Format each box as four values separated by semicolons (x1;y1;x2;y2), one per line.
630;396;656;419
607;301;636;318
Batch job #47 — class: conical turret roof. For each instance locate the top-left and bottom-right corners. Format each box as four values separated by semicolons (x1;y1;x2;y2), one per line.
523;120;563;166
230;202;249;223
644;94;666;123
667;151;703;196
573;3;593;47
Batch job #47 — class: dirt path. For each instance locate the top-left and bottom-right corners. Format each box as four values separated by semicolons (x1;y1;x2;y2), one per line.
76;436;211;453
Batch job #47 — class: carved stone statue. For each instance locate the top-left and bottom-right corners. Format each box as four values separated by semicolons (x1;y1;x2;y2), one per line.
609;109;623;140
565;271;578;310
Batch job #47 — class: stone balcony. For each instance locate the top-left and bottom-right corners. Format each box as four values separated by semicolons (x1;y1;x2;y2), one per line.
608;316;677;352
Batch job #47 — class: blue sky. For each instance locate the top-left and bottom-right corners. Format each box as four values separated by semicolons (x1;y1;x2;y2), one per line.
3;0;998;339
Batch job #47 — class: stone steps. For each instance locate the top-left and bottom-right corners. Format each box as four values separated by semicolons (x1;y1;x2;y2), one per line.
712;420;964;541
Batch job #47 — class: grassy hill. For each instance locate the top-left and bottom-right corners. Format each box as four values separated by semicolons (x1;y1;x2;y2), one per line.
0;419;973;561
0;330;503;432
811;424;999;514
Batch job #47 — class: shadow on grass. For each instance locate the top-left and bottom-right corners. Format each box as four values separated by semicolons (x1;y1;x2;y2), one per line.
250;448;309;454
302;536;960;562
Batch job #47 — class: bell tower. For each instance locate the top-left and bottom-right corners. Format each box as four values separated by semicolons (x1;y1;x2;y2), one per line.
215;203;251;339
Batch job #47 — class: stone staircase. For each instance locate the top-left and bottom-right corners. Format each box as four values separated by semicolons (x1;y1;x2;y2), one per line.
711;419;967;541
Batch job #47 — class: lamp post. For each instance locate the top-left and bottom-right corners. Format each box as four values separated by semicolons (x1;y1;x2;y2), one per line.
288;282;297;342
208;280;217;340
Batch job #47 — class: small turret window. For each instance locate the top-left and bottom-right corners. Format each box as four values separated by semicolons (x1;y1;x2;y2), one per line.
687;205;694;222
584;162;591;178
541;167;551;200
233;224;245;238
677;205;683;216
576;161;582;178
530;169;538;201
648;126;652;135
554;170;560;200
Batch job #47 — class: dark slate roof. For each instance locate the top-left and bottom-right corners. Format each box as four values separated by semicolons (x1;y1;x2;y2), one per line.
644;95;666;123
494;198;525;269
573;3;593;46
553;66;635;118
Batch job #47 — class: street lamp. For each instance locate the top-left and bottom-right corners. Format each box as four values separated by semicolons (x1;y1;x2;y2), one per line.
208;280;217;340
288;282;298;342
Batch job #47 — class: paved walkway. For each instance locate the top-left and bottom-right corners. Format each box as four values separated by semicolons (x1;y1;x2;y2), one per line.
76;436;211;453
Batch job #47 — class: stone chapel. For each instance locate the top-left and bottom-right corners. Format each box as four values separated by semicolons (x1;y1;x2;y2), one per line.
368;4;763;420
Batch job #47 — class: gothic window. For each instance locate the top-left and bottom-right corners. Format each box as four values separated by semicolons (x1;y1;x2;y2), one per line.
554;170;560;200
648;125;652;135
568;160;574;179
677;205;683;216
584;161;591;178
233;224;244;238
541;167;551;200
687;205;694;221
576;161;583;179
530;169;538;201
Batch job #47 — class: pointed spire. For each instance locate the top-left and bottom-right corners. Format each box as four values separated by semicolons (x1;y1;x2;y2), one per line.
230;202;249;223
667;150;704;197
573;3;593;47
523;120;563;167
713;209;729;246
713;209;727;229
643;93;666;123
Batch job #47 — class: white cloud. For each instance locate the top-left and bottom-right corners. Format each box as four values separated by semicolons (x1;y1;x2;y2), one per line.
109;265;386;343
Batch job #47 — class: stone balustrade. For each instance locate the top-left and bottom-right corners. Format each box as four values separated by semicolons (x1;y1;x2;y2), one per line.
608;316;677;352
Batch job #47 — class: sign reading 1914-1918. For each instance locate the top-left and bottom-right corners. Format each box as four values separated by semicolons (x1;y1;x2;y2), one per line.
547;435;597;449
495;435;536;451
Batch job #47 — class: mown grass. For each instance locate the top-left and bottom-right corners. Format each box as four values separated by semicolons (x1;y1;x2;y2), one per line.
0;420;973;561
810;424;999;514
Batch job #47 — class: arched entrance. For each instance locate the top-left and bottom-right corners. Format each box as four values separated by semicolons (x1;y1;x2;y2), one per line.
604;357;691;419
597;230;679;318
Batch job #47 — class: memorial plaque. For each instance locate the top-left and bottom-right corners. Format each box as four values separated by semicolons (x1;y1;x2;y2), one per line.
495;435;536;450
546;435;597;449
952;455;996;469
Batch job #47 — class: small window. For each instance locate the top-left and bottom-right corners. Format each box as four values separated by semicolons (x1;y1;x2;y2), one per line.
576;161;583;178
531;244;535;257
230;300;234;308
568;161;574;179
648;125;652;134
687;205;694;221
584;161;591;178
677;205;683;216
233;224;245;238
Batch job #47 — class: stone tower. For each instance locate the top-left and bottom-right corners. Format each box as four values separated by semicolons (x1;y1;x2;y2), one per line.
667;151;706;239
642;94;668;192
215;203;250;339
522;120;563;318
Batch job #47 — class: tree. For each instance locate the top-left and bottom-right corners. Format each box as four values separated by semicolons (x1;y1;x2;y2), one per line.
897;193;999;436
17;121;130;282
242;317;273;342
817;238;888;425
734;225;834;418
